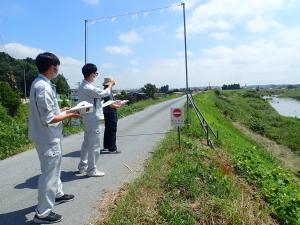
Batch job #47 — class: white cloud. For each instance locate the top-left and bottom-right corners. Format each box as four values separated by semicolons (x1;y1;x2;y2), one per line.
209;32;233;40
277;27;300;48
246;17;283;33
176;19;232;39
116;26;300;89
82;0;100;6
1;43;43;58
0;43;84;88
119;31;142;44
101;63;115;69
176;0;288;38
104;45;132;55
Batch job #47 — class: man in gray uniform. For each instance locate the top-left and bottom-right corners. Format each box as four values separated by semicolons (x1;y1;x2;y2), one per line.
29;52;80;224
77;63;115;177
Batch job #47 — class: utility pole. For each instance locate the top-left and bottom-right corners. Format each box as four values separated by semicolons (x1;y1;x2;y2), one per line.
23;68;27;101
182;2;190;124
84;19;88;64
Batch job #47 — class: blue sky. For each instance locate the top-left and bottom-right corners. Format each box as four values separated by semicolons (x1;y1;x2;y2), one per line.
1;0;300;89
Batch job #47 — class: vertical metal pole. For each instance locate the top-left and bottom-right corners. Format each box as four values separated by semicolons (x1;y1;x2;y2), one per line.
178;126;181;149
206;124;209;146
182;2;190;125
84;19;88;64
23;68;26;101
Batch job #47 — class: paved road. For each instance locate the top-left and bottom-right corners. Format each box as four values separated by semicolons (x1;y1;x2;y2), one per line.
0;96;185;225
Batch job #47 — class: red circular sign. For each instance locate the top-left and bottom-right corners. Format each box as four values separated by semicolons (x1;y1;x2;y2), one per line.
173;108;182;118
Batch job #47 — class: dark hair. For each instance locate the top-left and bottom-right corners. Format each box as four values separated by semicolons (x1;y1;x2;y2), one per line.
82;63;97;78
35;52;60;73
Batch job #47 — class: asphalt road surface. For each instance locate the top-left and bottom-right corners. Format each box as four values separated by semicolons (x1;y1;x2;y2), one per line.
0;96;185;225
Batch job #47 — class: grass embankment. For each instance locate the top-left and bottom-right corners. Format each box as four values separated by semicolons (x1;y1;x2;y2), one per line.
214;90;300;153
0;94;180;160
96;133;276;225
94;92;300;225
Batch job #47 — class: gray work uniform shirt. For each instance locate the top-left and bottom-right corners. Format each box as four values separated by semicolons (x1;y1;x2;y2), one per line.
78;80;111;125
28;74;63;144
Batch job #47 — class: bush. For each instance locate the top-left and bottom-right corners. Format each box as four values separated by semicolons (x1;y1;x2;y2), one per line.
0;104;9;122
59;96;70;108
214;89;221;96
0;81;21;117
242;90;261;98
249;117;265;134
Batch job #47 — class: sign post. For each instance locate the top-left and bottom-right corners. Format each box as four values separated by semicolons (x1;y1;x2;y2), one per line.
70;88;80;127
171;107;184;149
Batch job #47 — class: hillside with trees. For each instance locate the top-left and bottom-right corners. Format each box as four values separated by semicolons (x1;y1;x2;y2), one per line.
0;52;70;99
0;52;71;159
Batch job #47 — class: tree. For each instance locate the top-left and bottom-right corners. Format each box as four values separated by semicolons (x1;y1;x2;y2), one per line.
0;52;38;98
142;83;158;98
222;83;241;90
159;85;169;93
52;74;70;96
118;90;135;104
0;81;21;117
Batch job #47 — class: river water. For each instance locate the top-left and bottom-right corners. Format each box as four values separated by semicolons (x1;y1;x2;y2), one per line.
267;97;300;118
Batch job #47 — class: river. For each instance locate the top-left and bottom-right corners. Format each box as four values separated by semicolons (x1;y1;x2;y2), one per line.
267;97;300;118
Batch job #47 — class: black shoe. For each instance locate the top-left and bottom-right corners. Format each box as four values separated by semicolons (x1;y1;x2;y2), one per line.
55;194;74;205
109;148;121;153
33;211;63;224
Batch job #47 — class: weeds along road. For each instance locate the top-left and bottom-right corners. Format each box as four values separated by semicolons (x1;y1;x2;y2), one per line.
0;96;186;225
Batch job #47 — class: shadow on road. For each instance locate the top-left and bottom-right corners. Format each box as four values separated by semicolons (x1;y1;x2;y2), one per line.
15;171;87;189
62;150;81;158
0;205;36;225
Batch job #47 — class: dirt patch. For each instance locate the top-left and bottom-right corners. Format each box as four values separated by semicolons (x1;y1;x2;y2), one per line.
233;122;300;176
93;185;129;225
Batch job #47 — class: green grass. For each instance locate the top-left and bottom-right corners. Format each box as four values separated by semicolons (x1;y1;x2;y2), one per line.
96;133;274;225
0;103;32;159
278;89;300;101
191;92;300;225
0;94;180;160
214;90;300;153
257;88;300;101
95;91;300;225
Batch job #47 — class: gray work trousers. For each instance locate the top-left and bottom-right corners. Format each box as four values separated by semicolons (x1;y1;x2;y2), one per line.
35;141;64;217
78;121;101;173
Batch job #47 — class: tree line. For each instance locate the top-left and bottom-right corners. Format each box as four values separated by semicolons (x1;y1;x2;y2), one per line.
222;83;240;90
0;52;70;116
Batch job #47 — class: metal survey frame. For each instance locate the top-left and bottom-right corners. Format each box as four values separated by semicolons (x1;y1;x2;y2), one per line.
83;3;191;123
186;90;219;148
